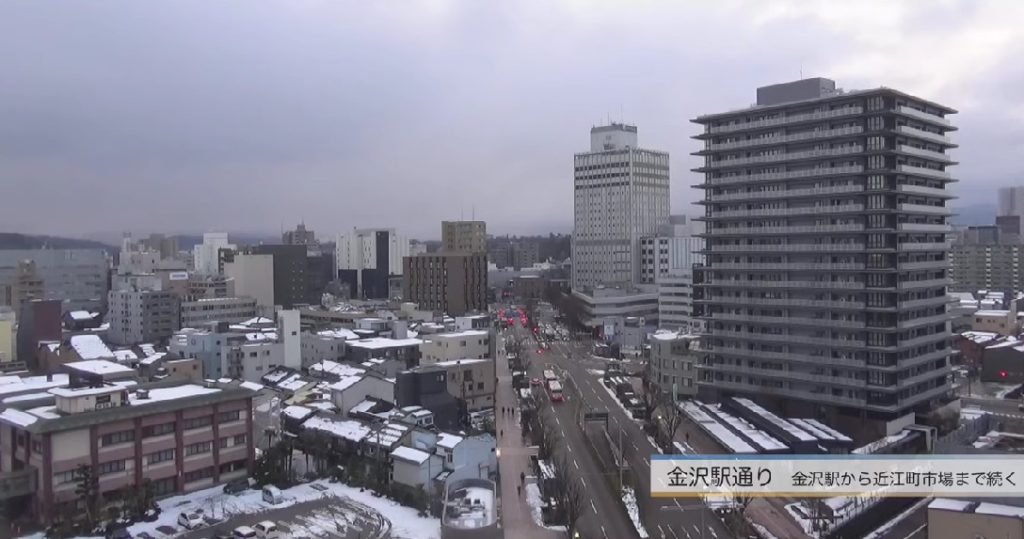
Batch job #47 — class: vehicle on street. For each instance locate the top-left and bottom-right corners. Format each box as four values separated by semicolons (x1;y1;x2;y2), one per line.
223;477;250;494
262;485;284;504
233;526;258;539
254;520;282;539
548;380;564;402
178;511;206;530
530;377;542;386
543;369;557;382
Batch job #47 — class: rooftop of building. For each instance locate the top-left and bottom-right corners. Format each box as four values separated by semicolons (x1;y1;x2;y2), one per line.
64;359;135;376
316;328;360;340
433;358;491;367
69;334;114;360
692;79;957;122
347;337;423;349
427;330;489;339
443;481;496;529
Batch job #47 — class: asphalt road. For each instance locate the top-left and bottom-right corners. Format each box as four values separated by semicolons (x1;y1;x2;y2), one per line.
532;330;733;539
508;326;641;539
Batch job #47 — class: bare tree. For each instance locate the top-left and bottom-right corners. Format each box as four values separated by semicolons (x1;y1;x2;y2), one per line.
725;493;753;536
554;453;585;537
657;392;684;453
532;407;560;460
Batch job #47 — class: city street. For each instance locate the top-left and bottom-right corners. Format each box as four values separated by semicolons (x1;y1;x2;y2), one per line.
511;324;732;539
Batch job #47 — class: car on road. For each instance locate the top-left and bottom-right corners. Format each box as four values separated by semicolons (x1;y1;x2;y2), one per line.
223;477;250;494
530;377;541;386
254;521;282;539
178;510;206;530
233;526;258;538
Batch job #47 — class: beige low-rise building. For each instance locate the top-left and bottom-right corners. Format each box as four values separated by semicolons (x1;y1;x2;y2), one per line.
433;358;495;411
649;330;699;400
420;330;491;365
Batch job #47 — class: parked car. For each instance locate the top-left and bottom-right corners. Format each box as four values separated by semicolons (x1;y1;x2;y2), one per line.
233;526;258;539
178;510;206;530
254;520;282;539
530;377;542;386
262;485;283;505
223;477;250;494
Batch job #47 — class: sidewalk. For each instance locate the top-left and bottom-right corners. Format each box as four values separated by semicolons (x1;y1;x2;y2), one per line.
496;335;564;539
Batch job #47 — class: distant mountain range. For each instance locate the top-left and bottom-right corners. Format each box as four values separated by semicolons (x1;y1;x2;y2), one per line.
0;233;115;252
950;203;997;227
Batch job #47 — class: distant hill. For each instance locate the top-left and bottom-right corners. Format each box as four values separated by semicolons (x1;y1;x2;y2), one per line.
950;203;997;227
0;233;114;252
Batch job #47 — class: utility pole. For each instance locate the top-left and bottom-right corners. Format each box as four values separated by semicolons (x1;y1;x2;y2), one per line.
618;426;624;490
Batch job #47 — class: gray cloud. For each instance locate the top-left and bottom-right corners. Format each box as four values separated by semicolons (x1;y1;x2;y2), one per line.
1;0;1021;240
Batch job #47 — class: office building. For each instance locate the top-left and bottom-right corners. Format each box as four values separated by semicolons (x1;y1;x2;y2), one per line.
404;252;487;316
249;244;307;309
188;274;236;300
1;260;44;314
442;221;487;254
223;254;275;316
658;274;698;332
180;297;258;328
282;223;316;245
572;123;670;291
139;233;181;259
0;249;109;313
997;187;1024;239
649;331;700;400
16;300;62;370
639;215;705;285
488;240;539;270
0;308;14;365
337;228;409;300
693;77;956;432
0;377;256;524
107;281;181;346
571;285;659;333
950;226;1024;293
192;233;234;276
420;330;491;364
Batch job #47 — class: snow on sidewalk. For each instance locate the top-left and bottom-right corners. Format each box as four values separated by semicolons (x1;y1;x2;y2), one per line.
526;483;568;532
621;486;649;538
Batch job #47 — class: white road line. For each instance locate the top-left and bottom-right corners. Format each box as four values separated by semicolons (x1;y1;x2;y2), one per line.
658;524;667;538
601;525;609;539
680;526;691;539
590;500;598;513
904;523;926;538
574;458;580;471
709;526;718;538
555;416;561;426
667;525;681;539
580;476;586;488
692;525;700;536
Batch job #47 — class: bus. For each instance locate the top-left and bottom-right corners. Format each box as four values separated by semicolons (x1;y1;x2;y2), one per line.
543;369;557;382
547;380;564;402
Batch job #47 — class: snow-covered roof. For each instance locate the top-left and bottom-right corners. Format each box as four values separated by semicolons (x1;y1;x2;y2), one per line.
975;309;1010;317
928;498;973;512
278;374;312;392
240;316;274;326
26;405;59;420
140;352;167;366
350;399;378;415
240;381;264;391
2;392;54;404
303;415;372;442
128;384;220;405
69;335;114;360
68;310;97;321
732;398;815;443
852;430;912;454
367;422;410;448
707;404;788;452
245;332;277;342
50;384;124;398
328;373;368;393
262;368;293;384
112;349;138;362
0;374;70;397
65;359;135;376
309;360;365;378
430;330;489;339
986;337;1020;349
348;337;423;350
0;408;39;426
959;331;1000;344
433;359;491;367
680;401;756;454
797;418;852;443
282;405;315;420
975;502;1024;518
306;400;337;412
437;432;464;450
138;343;158;356
317;328;359;340
391;446;431;464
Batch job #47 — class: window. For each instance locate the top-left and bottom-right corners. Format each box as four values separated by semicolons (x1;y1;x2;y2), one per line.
218;410;240;423
101;429;135;447
185;441;212;456
147;449;174;465
53;469;79;485
233;434;247;446
219;460;246;475
97;459;126;476
142;421;175;437
183;467;214;483
183;416;212;430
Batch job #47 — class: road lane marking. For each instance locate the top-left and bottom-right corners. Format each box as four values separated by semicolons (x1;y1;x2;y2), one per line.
555;416;561;426
658;524;667;538
580;476;586;488
590;500;598;513
667;525;680;539
601;525;608;539
709;526;718;538
574;458;580;471
692;525;700;536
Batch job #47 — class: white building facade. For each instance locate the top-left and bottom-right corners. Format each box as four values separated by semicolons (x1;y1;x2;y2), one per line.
572;123;670;291
639;215;705;285
192;233;234;276
336;228;409;276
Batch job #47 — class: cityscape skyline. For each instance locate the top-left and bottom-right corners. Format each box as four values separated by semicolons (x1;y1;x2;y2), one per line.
3;1;1023;238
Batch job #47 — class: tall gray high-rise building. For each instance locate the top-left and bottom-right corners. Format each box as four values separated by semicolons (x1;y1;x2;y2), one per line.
572;123;670;291
693;78;956;435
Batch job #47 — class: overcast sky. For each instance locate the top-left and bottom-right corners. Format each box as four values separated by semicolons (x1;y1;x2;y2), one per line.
2;0;1023;241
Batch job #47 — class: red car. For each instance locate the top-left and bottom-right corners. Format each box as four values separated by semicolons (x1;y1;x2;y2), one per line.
530;377;542;387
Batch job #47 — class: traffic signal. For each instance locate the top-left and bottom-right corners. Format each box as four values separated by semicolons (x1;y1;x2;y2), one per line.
1000;370;1009;378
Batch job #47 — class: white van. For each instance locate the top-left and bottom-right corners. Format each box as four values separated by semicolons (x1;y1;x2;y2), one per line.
254;520;281;539
262;485;283;505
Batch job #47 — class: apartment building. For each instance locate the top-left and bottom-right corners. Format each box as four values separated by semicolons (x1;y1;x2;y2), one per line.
420;330;491;364
693;77;955;432
180;297;258;328
107;285;181;347
223;254;274;316
649;331;699;400
187;275;236;300
638;215;704;285
336;228;408;300
950;239;1024;293
658;274;698;332
0;376;256;524
572;123;670;290
403;252;487;316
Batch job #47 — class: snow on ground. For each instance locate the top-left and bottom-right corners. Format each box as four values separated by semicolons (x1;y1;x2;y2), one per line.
30;479;444;539
586;369;606;376
525;483;567;532
862;497;931;539
621;486;649;538
995;383;1022;399
783;501;819;538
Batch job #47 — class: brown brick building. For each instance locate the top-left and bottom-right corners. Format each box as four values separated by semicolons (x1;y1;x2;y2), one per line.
403;252;487;316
